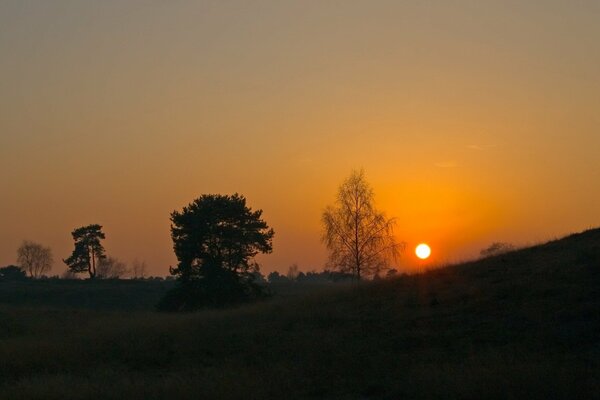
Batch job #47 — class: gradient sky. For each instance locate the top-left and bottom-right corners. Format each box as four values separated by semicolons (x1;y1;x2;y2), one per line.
1;1;599;276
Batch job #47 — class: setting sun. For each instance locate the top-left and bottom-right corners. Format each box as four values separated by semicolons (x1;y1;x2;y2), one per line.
415;243;431;260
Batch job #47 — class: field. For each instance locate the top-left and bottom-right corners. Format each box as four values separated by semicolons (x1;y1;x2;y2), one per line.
0;229;599;399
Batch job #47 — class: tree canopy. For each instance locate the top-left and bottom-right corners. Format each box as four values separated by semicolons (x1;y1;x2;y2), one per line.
159;194;274;311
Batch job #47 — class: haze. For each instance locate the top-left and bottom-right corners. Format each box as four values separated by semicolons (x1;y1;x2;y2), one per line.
1;1;599;275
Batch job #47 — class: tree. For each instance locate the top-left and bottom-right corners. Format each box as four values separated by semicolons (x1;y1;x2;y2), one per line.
286;263;300;280
131;259;147;279
63;224;106;279
158;194;275;311
16;240;53;278
61;269;79;280
322;170;403;280
480;242;514;258
97;256;128;279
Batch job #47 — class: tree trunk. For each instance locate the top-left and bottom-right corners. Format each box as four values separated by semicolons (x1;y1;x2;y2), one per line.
89;248;96;279
354;194;361;281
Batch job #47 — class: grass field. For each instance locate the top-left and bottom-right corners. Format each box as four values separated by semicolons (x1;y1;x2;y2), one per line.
0;229;599;399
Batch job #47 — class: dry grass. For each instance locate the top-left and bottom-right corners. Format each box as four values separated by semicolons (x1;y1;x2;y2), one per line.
0;228;599;399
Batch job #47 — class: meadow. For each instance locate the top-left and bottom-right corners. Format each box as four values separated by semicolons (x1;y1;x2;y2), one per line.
0;229;599;399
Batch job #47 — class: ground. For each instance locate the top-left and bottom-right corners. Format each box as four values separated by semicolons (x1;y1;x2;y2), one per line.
0;229;599;399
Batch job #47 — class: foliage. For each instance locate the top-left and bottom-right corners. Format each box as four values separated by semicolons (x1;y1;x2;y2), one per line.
160;194;274;311
322;169;404;279
97;256;129;279
63;224;106;279
157;268;266;311
16;240;53;278
0;265;27;281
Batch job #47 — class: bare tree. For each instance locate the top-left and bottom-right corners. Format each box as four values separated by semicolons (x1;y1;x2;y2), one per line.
322;170;403;280
17;240;53;278
131;259;147;279
96;256;128;279
286;263;300;280
61;269;79;280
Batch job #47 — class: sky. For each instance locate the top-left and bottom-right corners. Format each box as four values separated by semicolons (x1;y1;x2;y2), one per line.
1;1;599;276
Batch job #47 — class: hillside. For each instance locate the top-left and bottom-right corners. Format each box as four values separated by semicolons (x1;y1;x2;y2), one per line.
0;228;599;399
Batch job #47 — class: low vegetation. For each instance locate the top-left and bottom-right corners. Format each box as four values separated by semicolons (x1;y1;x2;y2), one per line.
0;228;598;399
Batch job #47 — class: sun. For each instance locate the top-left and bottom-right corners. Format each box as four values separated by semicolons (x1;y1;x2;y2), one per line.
415;243;431;260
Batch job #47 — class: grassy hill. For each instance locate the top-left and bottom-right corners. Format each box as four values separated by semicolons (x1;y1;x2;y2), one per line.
0;228;599;399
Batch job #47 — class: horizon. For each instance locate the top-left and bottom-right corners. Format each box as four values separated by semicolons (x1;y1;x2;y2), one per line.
1;1;599;277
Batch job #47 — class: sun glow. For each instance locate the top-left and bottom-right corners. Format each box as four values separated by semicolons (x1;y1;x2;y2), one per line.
415;243;431;260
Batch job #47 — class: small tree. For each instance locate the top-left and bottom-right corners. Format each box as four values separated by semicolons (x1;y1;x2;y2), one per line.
61;269;79;280
131;259;148;279
322;170;403;280
63;224;106;279
480;242;514;258
97;256;128;279
16;240;53;278
159;194;274;311
286;263;300;280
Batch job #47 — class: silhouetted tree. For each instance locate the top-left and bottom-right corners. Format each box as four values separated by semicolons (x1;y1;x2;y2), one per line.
61;269;79;280
63;224;106;279
131;259;147;279
286;263;300;280
322;170;403;280
480;242;514;258
158;194;274;311
0;265;27;281
16;240;53;278
97;256;128;279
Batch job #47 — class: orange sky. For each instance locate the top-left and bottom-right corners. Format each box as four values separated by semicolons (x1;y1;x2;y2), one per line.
1;1;599;276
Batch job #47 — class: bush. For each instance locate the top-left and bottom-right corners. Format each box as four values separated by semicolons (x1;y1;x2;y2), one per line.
0;265;27;281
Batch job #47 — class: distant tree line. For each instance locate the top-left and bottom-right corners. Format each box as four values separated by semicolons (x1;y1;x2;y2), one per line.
2;228;149;281
5;169;521;311
266;269;355;284
2;171;406;311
